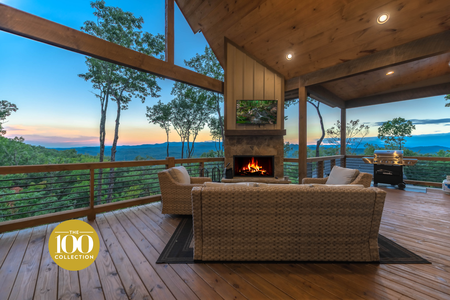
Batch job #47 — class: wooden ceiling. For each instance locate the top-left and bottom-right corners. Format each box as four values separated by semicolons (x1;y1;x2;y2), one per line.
322;52;450;100
175;0;450;80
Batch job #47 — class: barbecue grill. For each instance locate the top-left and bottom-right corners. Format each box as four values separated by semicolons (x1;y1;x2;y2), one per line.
362;150;417;190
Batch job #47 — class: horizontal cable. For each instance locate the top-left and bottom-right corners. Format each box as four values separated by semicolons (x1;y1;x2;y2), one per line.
0;196;89;211
0;185;90;197
0;172;90;182
0;190;89;204
1;202;89;218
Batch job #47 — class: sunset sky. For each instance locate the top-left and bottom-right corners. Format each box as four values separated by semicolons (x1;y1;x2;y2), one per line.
1;0;449;148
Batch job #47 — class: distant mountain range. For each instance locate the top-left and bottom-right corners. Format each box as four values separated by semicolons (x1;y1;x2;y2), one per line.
51;132;450;160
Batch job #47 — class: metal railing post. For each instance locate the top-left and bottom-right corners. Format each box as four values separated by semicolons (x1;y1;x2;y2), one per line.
88;167;96;221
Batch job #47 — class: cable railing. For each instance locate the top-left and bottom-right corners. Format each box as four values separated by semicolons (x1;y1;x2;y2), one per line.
284;155;344;183
347;155;450;187
0;157;224;232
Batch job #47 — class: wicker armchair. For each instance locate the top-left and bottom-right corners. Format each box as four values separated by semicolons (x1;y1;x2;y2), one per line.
302;170;373;188
158;169;211;215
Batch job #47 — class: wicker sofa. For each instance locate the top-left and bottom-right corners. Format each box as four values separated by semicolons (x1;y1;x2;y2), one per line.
302;170;373;188
158;169;211;215
191;184;386;262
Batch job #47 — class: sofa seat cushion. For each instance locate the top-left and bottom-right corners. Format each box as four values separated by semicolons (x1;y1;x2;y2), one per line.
204;182;258;187
326;166;358;184
168;166;190;184
308;184;365;189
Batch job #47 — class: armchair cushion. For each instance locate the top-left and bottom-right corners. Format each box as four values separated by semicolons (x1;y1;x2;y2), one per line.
326;166;359;184
168;166;190;184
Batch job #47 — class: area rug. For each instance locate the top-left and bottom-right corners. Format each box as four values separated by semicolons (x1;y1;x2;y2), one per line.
156;216;431;264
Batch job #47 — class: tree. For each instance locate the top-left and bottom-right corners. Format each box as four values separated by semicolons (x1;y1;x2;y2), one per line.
0;100;18;136
307;98;325;157
79;1;164;202
184;47;224;144
284;142;293;157
445;94;450;107
146;101;172;157
170;83;214;158
326;119;370;154
208;116;224;157
283;97;325;157
377;117;416;150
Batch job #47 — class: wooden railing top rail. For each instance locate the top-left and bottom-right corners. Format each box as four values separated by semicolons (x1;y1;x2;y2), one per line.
345;155;450;162
0;157;225;175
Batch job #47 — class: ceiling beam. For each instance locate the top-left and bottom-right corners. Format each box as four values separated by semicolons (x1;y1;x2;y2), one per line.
0;4;224;93
283;85;345;108
307;86;345;108
345;82;450;108
286;30;450;91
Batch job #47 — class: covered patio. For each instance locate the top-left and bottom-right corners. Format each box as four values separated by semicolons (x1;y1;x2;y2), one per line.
1;188;449;299
1;0;450;299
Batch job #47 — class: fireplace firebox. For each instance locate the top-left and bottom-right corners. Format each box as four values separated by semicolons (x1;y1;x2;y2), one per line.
233;155;274;177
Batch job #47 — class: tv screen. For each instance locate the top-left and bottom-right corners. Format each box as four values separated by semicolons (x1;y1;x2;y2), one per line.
236;100;278;125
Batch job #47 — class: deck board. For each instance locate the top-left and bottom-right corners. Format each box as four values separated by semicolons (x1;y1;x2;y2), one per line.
0;188;449;299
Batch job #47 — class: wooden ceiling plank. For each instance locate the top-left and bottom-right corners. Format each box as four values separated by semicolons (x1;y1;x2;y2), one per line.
185;0;224;33
288;10;450;78
307;86;346;108
266;0;450;78
345;82;450;108
285;30;450;91
241;0;393;60
0;4;224;93
322;53;450;100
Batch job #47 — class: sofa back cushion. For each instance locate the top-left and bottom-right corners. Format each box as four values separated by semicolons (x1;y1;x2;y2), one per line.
326;166;359;184
168;166;190;184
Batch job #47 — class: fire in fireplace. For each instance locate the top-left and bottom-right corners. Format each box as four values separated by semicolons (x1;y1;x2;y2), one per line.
233;155;274;177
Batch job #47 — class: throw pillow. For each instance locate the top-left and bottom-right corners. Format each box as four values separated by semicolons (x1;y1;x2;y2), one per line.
168;166;190;184
326;166;358;184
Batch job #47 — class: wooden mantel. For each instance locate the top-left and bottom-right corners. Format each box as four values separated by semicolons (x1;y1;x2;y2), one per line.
225;129;286;136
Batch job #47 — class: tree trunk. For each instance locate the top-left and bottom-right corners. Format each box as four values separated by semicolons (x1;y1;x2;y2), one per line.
166;130;170;157
97;91;109;204
216;94;224;151
310;102;325;157
107;99;121;203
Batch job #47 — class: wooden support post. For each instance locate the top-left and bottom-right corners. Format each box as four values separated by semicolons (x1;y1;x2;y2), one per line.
165;0;174;65
166;157;175;169
298;86;308;182
317;161;324;178
330;159;336;170
88;168;96;221
199;162;205;177
340;108;346;168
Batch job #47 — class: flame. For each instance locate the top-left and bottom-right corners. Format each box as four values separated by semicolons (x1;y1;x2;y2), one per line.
240;157;267;174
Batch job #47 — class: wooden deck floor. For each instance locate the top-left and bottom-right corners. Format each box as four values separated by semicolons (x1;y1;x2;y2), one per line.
0;188;449;300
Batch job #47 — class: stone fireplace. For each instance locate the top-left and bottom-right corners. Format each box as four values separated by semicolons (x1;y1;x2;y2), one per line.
224;135;284;178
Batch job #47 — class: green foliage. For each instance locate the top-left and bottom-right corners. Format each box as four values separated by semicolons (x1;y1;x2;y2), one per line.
170;82;214;158
284;142;293;157
146;100;172;157
236;100;277;124
377;117;416;150
79;0;165;163
326;119;370;155
0;100;18;136
445;94;450;107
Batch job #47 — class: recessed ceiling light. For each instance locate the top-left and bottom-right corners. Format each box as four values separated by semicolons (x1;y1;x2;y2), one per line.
286;53;293;60
377;13;390;24
386;71;394;75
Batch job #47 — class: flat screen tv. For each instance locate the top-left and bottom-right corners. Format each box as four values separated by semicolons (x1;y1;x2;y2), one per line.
236;100;277;125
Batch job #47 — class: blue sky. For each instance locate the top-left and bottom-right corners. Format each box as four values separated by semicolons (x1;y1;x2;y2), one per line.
1;0;449;148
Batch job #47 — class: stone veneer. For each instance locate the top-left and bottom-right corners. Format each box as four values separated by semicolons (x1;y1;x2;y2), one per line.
224;135;284;178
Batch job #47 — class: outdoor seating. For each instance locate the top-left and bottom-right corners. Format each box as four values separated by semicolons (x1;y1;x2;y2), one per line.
158;166;211;214
302;166;373;188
